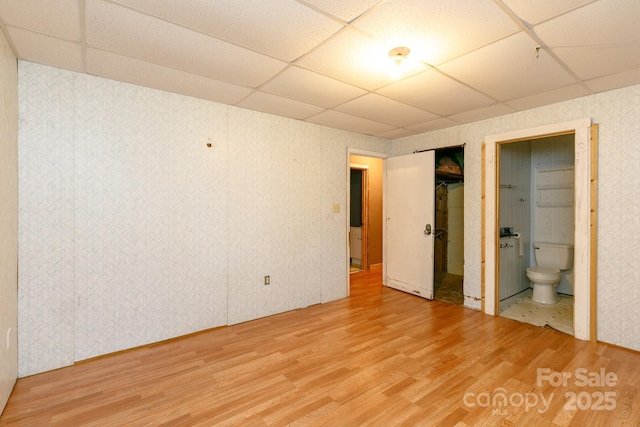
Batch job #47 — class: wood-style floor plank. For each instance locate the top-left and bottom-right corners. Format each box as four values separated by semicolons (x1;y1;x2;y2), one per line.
1;266;639;426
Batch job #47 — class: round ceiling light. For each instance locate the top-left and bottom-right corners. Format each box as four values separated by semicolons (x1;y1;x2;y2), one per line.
388;46;411;65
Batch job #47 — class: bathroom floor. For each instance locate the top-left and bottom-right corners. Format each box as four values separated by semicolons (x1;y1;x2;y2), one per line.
500;289;573;336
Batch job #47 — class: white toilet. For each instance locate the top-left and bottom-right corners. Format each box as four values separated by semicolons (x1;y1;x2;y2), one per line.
526;242;573;304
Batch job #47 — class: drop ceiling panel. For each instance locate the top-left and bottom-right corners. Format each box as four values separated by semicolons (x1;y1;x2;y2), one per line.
260;66;367;108
296;28;429;91
448;103;516;124
378;70;495;116
506;84;589;111
87;49;253;105
7;27;83;72
440;32;577;101
306;110;395;136
353;0;520;65
406;118;461;133
302;0;382;22
0;0;80;41
376;128;417;139
335;93;438;127
85;0;287;88
2;0;640;139
533;0;640;80
238;92;325;120
585;67;640;93
110;0;344;62
500;0;593;25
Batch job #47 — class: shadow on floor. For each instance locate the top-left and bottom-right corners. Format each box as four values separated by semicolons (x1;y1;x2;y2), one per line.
434;272;463;305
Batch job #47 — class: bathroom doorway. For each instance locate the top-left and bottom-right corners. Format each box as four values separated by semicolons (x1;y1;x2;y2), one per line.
483;118;598;342
496;135;575;335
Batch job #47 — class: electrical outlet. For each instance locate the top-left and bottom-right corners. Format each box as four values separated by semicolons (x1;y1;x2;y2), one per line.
6;327;11;349
264;276;270;285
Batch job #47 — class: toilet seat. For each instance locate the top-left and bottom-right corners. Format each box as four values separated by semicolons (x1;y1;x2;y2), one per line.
526;265;561;283
526;265;560;275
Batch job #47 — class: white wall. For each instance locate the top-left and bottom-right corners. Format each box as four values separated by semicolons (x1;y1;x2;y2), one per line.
18;62;389;376
391;84;640;352
499;141;532;299
531;134;575;295
0;29;18;413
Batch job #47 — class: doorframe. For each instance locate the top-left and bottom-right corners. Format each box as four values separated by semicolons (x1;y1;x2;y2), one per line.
350;163;369;271
346;148;388;296
483;118;596;341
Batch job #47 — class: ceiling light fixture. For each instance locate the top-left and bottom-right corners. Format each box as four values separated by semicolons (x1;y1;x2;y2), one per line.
388;46;410;79
389;46;410;65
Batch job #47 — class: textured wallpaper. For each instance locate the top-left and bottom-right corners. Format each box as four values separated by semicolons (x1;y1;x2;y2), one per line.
393;85;640;352
17;62;389;376
0;28;18;413
18;64;76;376
17;61;640;377
72;74;231;361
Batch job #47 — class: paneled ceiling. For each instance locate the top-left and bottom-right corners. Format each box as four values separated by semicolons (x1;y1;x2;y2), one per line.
1;0;639;138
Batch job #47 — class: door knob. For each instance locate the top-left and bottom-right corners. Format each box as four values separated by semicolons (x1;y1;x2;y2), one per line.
424;224;432;235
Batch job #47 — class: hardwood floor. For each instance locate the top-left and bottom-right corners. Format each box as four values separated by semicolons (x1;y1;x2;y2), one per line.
2;266;639;426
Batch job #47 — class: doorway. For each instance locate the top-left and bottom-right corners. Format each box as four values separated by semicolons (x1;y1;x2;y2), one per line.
433;146;465;306
349;155;384;274
496;135;575;335
349;166;367;272
347;148;466;304
483;118;597;341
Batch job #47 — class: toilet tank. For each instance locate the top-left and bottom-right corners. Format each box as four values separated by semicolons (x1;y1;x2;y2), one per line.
533;242;574;269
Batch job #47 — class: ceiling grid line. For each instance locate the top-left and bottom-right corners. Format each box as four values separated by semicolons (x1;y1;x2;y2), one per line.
492;0;594;95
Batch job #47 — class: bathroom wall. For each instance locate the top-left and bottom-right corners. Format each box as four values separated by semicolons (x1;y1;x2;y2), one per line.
531;134;575;295
18;62;389;377
390;83;640;352
498;141;532;299
0;28;18;414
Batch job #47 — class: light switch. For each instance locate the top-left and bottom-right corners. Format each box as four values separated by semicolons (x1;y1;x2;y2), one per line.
332;203;340;213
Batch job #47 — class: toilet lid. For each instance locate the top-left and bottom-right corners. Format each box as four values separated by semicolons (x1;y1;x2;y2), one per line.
526;266;560;274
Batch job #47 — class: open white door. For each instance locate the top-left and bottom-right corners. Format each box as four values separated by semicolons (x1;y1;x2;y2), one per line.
385;151;435;299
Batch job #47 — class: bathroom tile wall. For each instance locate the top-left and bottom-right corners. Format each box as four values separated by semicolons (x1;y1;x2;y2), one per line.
391;84;640;352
